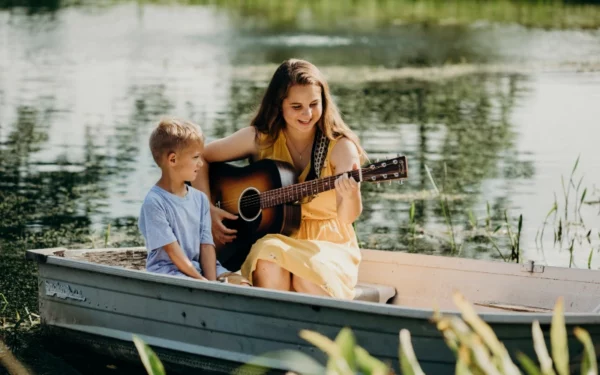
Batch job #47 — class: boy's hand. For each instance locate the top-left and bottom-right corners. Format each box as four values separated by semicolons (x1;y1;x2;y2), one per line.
210;205;238;245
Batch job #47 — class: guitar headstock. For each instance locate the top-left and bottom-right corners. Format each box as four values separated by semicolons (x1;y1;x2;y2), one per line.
361;155;408;183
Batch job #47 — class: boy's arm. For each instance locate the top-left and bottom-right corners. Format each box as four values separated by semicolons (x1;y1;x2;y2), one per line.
199;192;218;281
163;241;207;280
200;244;217;281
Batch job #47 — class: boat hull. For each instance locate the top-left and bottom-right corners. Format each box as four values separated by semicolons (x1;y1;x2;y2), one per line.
28;248;600;374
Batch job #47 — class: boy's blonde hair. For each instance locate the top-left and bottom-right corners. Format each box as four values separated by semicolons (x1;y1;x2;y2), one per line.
149;118;205;165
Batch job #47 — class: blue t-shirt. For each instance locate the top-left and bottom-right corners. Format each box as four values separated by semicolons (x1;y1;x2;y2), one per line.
138;185;228;277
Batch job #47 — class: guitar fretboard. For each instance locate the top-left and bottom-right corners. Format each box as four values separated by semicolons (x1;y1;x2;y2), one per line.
260;169;362;208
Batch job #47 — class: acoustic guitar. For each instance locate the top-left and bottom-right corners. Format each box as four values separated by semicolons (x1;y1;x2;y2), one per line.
208;155;408;271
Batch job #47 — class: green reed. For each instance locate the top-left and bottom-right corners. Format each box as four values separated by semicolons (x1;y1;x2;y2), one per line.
0;293;8;314
536;156;599;269
408;201;416;252
425;164;460;255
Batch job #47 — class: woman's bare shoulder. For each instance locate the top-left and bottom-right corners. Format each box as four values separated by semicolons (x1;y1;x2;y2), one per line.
330;137;360;173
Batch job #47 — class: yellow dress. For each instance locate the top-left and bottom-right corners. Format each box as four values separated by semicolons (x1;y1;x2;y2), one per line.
240;131;361;299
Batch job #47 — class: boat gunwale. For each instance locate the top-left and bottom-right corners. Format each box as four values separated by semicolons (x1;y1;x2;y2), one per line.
26;247;600;325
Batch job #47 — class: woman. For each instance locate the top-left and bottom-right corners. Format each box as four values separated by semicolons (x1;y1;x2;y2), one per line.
193;59;367;299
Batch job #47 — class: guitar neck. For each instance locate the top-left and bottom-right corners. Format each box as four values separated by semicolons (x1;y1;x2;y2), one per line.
260;169;361;208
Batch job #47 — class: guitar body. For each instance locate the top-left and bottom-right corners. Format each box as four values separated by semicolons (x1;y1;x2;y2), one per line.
209;159;301;271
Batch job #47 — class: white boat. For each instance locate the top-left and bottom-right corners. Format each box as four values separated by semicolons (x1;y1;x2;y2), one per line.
26;247;600;374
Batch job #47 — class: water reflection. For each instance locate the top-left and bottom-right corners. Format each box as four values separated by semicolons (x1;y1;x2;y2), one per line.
0;0;598;274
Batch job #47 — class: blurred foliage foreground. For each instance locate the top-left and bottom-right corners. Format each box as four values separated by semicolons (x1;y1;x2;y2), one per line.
0;292;597;374
127;292;598;375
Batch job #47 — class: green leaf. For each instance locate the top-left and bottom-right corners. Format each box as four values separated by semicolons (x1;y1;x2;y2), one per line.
453;292;521;375
544;203;557;221
516;352;542;375
550;298;569;375
236;349;326;375
573;327;597;375
454;346;474;375
334;327;357;372
0;293;8;313
531;321;555;375
424;164;440;195
355;345;389;375
580;188;587;207
469;336;503;375
399;329;425;375
132;335;166;375
300;330;352;374
570;155;580;177
104;223;111;247
300;330;341;358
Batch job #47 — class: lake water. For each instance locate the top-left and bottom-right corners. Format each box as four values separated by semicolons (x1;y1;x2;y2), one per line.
1;2;600;373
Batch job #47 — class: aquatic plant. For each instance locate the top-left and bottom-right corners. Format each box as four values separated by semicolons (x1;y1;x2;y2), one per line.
425;163;461;255
536;156;600;269
133;335;166;375
132;292;597;375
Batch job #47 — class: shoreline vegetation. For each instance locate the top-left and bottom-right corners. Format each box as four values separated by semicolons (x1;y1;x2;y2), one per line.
229;62;600;84
2;0;600;30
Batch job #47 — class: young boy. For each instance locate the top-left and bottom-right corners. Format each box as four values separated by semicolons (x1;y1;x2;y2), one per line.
138;118;228;281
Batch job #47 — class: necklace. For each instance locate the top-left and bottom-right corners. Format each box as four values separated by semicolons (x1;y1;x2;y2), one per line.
286;132;312;161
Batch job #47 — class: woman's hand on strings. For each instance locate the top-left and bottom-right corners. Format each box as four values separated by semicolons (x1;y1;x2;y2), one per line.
334;163;361;201
210;205;237;245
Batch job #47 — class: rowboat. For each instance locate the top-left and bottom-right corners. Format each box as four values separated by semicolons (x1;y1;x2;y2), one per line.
26;247;600;374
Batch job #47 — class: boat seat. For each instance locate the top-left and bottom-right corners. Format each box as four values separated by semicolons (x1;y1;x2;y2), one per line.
353;282;396;304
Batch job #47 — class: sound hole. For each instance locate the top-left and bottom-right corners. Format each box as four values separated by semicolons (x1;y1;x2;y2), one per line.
238;187;261;222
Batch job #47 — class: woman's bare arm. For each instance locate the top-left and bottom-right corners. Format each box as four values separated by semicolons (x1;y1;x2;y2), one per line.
193;126;258;195
330;138;363;224
192;126;258;245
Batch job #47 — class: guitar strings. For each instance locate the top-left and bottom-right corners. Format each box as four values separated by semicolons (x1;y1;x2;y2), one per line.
215;168;370;209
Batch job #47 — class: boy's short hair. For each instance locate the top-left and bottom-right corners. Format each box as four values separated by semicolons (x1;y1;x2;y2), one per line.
149;118;205;165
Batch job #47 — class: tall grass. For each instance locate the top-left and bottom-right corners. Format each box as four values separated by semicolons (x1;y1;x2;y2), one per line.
536;156;598;269
425;164;460;255
137;0;600;30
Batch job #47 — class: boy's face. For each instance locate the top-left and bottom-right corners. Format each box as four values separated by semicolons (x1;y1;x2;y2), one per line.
168;142;204;182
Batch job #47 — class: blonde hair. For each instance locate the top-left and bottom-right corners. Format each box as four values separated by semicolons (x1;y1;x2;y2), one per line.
149;118;205;165
250;59;367;162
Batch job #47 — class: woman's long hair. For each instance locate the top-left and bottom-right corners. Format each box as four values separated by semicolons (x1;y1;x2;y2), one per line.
251;59;367;162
